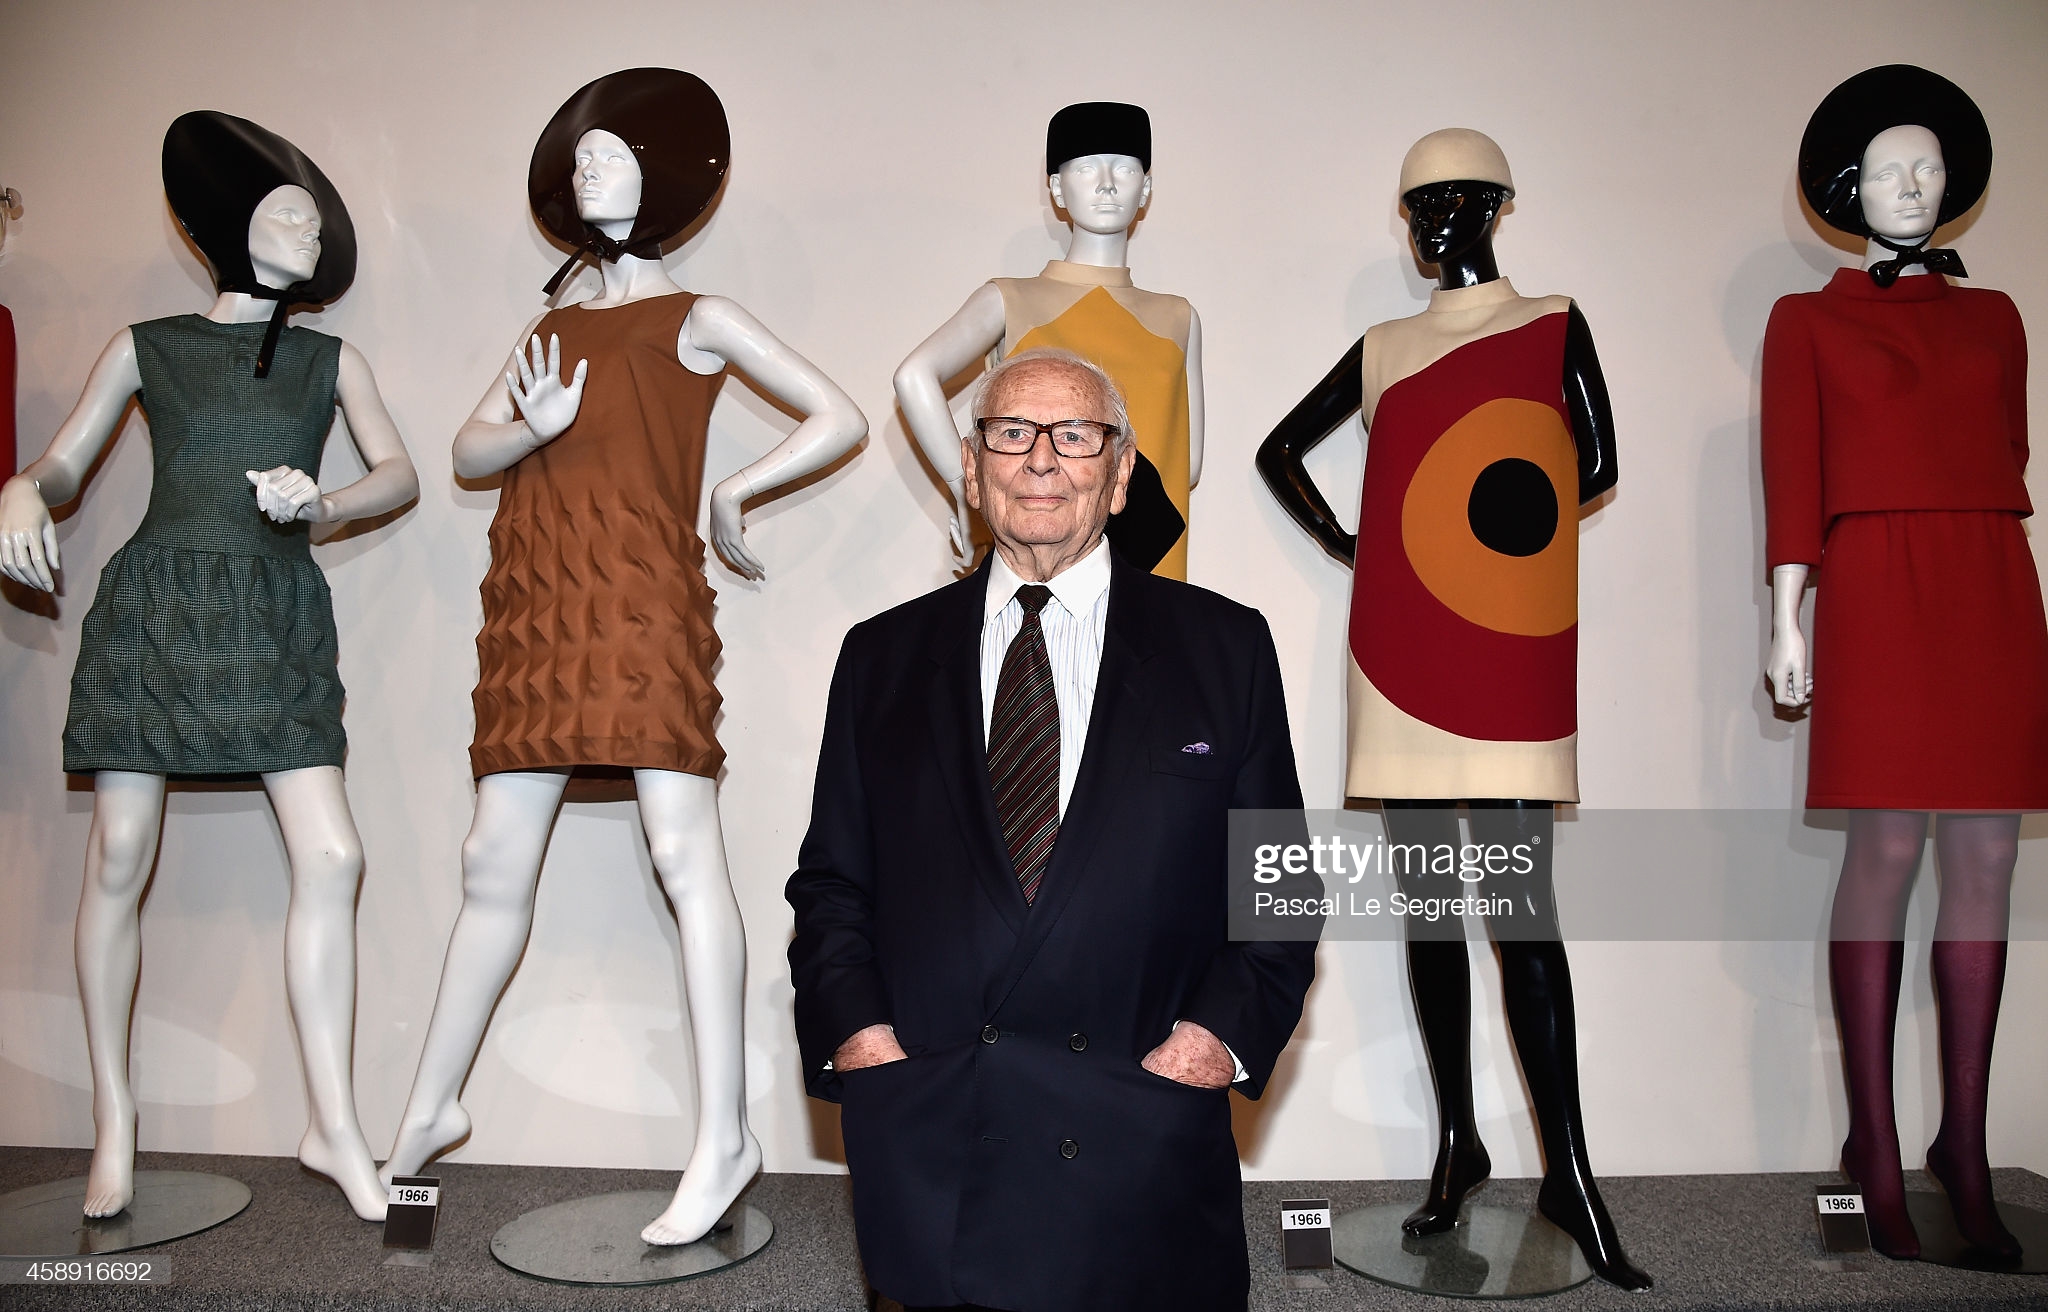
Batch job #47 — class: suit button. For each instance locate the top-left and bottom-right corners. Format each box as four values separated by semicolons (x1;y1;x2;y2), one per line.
1059;1139;1079;1160
1068;1032;1088;1052
980;1025;999;1044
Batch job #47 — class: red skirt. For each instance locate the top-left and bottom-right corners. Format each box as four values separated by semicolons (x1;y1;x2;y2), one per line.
1808;510;2048;809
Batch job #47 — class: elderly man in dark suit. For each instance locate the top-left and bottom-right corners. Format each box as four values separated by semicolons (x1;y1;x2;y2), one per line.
787;348;1315;1311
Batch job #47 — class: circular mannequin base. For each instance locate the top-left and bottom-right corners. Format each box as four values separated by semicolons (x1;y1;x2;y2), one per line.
1333;1202;1592;1299
1905;1192;2048;1272
0;1171;251;1257
490;1192;772;1285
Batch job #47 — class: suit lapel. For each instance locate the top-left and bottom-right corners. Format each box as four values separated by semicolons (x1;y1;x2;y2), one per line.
926;560;1030;935
985;552;1159;1015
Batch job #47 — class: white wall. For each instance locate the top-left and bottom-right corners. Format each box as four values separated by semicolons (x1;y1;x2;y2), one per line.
3;0;2046;1187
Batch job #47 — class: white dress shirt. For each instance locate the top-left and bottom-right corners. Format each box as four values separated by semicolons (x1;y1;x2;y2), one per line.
980;537;1112;819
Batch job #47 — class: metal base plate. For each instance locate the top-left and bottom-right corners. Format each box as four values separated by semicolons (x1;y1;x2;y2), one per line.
490;1192;772;1286
0;1171;250;1257
1333;1202;1592;1300
1905;1192;2048;1273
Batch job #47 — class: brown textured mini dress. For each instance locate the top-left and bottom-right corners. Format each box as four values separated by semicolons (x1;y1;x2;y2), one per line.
470;291;726;778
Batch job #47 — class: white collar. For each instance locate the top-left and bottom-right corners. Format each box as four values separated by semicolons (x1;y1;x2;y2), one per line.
983;537;1113;626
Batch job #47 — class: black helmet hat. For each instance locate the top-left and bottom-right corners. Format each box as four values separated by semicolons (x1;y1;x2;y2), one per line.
1045;101;1152;174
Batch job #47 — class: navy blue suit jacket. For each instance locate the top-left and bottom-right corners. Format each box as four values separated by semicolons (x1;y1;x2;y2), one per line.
787;550;1316;1311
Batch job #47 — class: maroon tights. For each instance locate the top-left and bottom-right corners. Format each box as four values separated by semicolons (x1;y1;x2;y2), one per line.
1829;810;2019;1259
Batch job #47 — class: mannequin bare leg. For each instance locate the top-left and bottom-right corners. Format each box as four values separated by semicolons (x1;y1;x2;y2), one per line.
635;768;762;1246
381;769;570;1184
263;765;385;1221
1828;809;1928;1258
75;770;167;1217
1924;813;2021;1259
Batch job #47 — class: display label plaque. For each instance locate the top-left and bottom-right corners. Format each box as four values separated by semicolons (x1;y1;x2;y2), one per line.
1814;1184;1870;1253
1280;1197;1334;1269
383;1175;441;1250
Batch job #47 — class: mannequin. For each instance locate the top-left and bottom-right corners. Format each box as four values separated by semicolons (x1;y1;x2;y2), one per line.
895;101;1203;577
1764;65;2036;1262
378;68;868;1248
1256;129;1645;1290
0;112;418;1221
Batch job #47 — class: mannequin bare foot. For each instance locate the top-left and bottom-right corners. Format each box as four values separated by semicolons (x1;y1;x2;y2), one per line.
300;1124;388;1222
639;1130;762;1246
380;1101;471;1188
82;1100;136;1218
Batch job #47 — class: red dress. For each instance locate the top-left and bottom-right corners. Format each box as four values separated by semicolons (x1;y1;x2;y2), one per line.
1763;267;2048;809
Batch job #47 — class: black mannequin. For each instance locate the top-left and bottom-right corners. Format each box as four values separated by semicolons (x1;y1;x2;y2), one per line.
1256;179;1644;1292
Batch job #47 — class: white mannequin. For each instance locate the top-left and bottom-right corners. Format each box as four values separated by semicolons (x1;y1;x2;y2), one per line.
1767;124;1947;702
893;152;1204;558
379;127;867;1247
0;184;419;1221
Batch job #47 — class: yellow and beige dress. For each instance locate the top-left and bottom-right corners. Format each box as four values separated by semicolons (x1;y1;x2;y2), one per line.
1347;279;1581;802
989;260;1193;579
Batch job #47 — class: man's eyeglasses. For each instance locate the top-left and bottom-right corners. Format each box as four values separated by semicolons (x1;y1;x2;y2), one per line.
973;417;1121;458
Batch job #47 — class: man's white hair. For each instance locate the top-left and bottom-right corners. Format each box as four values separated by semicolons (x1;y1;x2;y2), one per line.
968;348;1135;458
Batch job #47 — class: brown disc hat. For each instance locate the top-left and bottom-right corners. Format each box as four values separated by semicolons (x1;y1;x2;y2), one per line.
529;67;730;295
162;110;356;376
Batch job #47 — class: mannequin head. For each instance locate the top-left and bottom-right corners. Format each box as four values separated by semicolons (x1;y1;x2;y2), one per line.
1857;124;1946;243
1799;65;1989;239
1403;181;1508;266
573;128;643;239
1399;129;1515;290
1049;154;1151;234
246;184;321;289
530;68;728;287
162;110;354;302
1044;102;1153;237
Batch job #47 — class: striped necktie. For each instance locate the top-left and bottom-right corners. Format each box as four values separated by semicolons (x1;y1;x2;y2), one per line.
988;584;1059;903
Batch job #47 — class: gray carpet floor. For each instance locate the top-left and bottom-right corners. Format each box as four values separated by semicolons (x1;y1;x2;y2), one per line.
1;1147;2044;1309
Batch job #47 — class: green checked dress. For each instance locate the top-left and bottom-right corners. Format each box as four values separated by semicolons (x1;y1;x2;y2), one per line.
61;315;347;776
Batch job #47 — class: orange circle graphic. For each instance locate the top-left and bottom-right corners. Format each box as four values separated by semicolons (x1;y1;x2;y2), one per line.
1400;397;1578;637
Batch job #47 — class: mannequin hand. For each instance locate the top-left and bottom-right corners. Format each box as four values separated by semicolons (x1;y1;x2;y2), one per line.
1142;1020;1236;1089
1767;625;1811;708
0;474;60;591
833;1024;907;1073
946;480;974;560
506;333;588;445
708;474;764;581
247;467;329;524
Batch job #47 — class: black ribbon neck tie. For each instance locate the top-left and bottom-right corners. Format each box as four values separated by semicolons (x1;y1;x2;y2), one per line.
1868;236;1968;289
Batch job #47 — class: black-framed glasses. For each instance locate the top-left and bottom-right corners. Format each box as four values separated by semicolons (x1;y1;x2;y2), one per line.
974;416;1120;458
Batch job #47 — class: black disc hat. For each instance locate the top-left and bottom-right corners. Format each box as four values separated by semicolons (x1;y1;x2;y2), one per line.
529;67;730;295
162;110;356;376
1799;64;1991;236
1045;102;1151;174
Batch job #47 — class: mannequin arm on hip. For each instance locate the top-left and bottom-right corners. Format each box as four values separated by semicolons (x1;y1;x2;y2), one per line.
685;295;868;581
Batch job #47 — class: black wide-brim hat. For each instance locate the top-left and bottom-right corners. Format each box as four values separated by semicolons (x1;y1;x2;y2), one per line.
162;110;355;304
1799;64;1990;236
529;67;729;284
